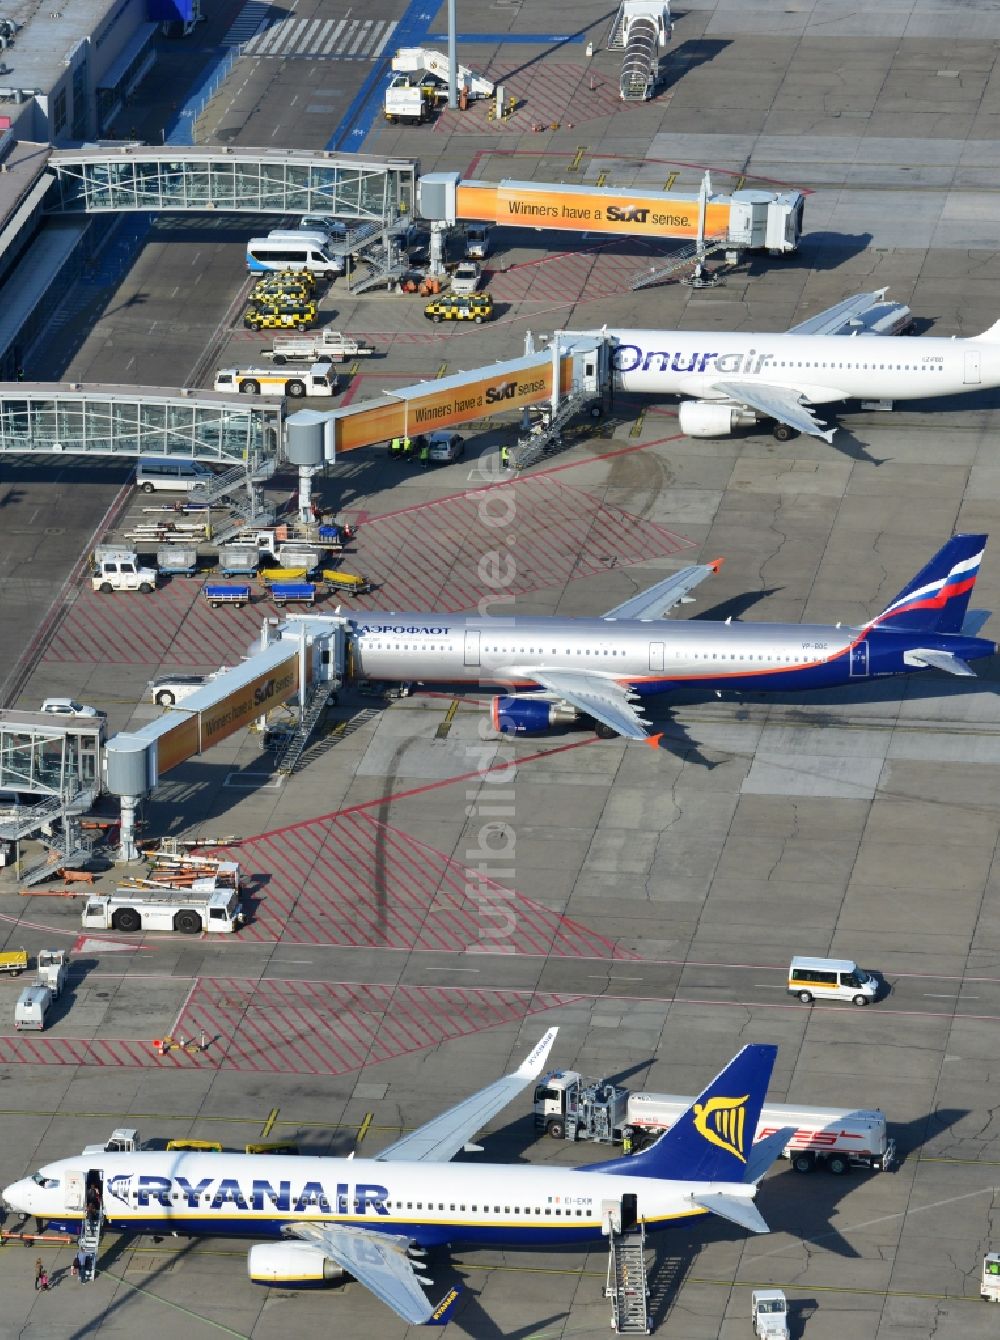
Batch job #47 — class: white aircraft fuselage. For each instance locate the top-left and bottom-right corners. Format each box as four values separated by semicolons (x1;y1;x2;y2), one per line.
608;327;999;403
5;1150;737;1248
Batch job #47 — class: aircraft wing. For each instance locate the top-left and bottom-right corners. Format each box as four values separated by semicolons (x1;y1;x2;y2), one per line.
287;1222;459;1326
710;381;835;443
528;669;656;744
602;559;722;621
786;290;889;336
374;1028;558;1164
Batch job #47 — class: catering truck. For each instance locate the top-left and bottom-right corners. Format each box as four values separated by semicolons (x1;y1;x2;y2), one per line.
81;886;244;935
534;1070;895;1174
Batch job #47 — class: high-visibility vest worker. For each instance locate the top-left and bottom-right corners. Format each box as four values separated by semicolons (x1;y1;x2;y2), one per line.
390;437;402;455
500;444;511;469
402;436;412;456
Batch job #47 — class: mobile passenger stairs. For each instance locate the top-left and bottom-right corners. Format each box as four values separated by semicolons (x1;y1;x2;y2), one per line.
607;1;673;101
77;1208;103;1280
199;460;279;543
604;1196;651;1334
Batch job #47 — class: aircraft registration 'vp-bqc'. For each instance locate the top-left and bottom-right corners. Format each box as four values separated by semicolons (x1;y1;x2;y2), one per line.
2;1035;792;1327
347;534;994;746
588;289;1000;441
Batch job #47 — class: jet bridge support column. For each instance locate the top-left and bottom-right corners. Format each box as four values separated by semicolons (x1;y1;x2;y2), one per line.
285;408;330;524
105;735;158;863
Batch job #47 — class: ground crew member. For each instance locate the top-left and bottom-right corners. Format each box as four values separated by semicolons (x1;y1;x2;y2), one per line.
500;444;511;470
622;1128;634;1156
401;435;412;459
15;366;24;382
418;438;430;469
389;436;402;458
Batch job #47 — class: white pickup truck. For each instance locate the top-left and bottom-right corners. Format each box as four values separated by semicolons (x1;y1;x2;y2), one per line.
266;328;376;365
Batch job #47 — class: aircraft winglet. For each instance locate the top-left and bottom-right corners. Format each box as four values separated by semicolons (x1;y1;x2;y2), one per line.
516;1027;559;1079
428;1285;463;1325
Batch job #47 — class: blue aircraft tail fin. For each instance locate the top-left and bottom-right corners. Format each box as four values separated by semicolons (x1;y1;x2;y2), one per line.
866;534;987;635
586;1044;778;1183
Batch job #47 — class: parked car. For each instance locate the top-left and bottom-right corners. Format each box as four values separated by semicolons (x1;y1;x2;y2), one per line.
39;698;105;719
427;431;465;463
451;261;481;295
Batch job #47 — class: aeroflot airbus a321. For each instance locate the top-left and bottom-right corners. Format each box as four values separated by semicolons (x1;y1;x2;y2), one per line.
2;1035;792;1327
345;534;994;745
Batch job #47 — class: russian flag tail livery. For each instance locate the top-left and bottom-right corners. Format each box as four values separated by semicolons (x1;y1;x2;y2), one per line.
588;1044;778;1184
867;534;987;635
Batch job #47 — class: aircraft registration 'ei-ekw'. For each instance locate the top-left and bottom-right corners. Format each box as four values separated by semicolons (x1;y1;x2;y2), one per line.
344;533;994;746
588;289;1000;442
2;1035;792;1327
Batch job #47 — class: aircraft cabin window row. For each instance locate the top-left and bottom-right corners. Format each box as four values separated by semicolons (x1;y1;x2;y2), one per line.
776;362;945;371
391;1201;585;1216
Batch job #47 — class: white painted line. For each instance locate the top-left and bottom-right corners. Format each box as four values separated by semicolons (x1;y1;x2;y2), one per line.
370;20;396;58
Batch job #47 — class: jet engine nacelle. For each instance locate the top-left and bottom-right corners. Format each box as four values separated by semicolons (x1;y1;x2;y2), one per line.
247;1242;347;1287
679;399;757;438
490;695;578;735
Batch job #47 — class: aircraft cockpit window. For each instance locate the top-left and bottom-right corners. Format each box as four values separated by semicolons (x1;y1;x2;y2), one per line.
32;1173;60;1189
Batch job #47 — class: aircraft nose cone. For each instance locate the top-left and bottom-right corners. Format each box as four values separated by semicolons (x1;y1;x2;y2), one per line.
2;1178;32;1212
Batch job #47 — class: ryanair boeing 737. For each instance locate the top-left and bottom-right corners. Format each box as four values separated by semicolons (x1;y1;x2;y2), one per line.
591;290;1000;441
3;1036;790;1326
345;534;994;745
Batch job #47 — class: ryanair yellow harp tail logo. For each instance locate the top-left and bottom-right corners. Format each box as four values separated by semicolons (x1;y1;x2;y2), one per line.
693;1094;750;1162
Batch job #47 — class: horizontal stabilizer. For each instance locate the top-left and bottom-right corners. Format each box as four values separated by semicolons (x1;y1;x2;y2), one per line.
905;648;976;677
691;1192;770;1234
744;1126;795;1184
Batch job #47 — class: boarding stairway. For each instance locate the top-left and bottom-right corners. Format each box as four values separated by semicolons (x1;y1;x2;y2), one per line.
508;381;602;471
77;1211;103;1279
630;235;729;290
299;707;381;767
19;812;98;887
606;1220;651;1334
347;220;412;294
608;1;672;101
271;683;340;777
189;459;276;508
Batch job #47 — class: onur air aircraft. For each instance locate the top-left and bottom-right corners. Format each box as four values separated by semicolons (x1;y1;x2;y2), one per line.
594;289;1000;442
347;533;993;744
2;1034;792;1327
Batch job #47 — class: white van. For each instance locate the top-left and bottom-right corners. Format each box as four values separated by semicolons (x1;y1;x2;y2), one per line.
247;235;343;276
14;984;52;1030
136;457;214;493
788;956;878;1007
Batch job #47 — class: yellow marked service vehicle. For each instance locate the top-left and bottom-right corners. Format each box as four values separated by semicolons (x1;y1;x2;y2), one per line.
423;292;494;324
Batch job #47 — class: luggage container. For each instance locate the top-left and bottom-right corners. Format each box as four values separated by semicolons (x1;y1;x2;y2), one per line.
270;582;317;606
218;545;259;577
156;546;199;576
203;583;253;609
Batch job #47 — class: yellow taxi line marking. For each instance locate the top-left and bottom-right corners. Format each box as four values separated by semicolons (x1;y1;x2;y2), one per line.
357;1111;374;1145
629;409;646;438
664;171;678;190
568;146;586;172
260;1107;279;1138
435;698;460;739
436;362;448;378
595;171;606;187
735;174;746;190
348;360;359;376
